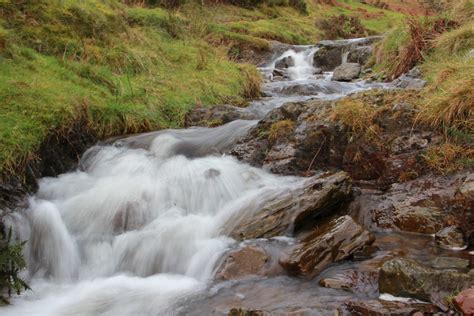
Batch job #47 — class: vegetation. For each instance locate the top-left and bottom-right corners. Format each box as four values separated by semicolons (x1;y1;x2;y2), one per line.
316;14;368;40
0;0;262;177
0;228;29;305
366;0;473;173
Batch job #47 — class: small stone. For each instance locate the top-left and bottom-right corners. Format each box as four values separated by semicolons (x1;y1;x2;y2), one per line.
435;226;467;250
431;257;469;270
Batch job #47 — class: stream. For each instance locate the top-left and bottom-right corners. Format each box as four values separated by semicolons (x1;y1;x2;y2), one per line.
2;39;467;315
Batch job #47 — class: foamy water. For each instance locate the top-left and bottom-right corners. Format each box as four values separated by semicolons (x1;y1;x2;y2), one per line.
3;42;390;315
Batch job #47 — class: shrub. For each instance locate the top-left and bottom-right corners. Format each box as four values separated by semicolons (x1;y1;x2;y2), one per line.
0;228;29;305
316;14;368;40
374;16;458;79
288;0;308;15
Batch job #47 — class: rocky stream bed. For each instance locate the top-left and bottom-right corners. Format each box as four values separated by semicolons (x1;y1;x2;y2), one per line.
1;37;473;315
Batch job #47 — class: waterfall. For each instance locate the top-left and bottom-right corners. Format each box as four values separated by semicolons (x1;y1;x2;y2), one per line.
271;47;319;80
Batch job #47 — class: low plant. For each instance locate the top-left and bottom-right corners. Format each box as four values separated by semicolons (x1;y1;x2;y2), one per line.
268;120;295;143
316;14;368;40
0;227;29;305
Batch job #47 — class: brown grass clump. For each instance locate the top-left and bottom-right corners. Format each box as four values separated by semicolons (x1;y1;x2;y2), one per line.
330;98;380;138
390;17;458;79
268;120;295;143
423;143;474;173
424;79;474;132
238;63;262;99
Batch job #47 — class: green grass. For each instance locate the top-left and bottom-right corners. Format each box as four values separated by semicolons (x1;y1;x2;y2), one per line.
0;0;261;176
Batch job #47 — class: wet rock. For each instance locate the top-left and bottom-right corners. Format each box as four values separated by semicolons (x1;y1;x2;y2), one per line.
345;299;437;316
313;36;382;71
228;308;264;316
319;270;378;295
435;226;467;250
347;46;373;65
279;215;374;278
216;245;270;280
353;245;380;261
455;287;474;315
272;68;288;79
370;173;472;234
185;104;257;127
379;258;474;302
228;171;353;240
313;67;323;75
332;63;361;82
392;67;426;90
274;56;295;69
431;257;470;270
230;91;436;183
312;46;343;71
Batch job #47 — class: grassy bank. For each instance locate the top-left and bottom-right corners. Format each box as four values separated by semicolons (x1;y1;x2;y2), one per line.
0;0;262;178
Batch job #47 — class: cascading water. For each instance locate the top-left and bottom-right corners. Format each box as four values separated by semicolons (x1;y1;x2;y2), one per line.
271;47;319;81
3;41;390;316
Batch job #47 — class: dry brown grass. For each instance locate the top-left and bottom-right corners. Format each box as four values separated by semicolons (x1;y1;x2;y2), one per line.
390;17;458;79
330;98;381;138
423;143;474;173
238;63;262;99
268;119;295;143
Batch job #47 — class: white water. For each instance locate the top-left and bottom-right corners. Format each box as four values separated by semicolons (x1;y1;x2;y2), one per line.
271;47;319;80
3;42;389;315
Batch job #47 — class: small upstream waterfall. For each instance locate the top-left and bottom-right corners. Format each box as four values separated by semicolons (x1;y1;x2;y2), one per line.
271;47;319;80
3;41;388;316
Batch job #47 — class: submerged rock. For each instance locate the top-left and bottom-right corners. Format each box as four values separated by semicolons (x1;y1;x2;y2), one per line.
319;270;378;295
216;245;270;280
274;56;295;69
279;215;374;278
228;171;353;240
332;63;361;82
185;104;257;127
345;299;437;316
435;226;467;250
379;258;474;302
431;257;470;270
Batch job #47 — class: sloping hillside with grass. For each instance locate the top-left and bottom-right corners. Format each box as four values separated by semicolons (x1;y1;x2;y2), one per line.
371;0;474;172
0;0;421;181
